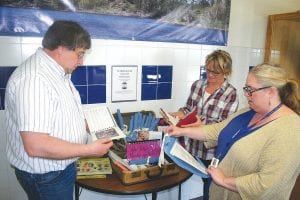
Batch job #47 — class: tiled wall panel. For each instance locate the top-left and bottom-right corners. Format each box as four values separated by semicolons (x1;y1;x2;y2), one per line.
141;65;173;101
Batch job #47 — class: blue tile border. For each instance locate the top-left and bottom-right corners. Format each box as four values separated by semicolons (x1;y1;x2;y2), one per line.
72;65;106;104
158;65;173;83
0;66;16;88
142;65;158;83
74;85;88;104
0;89;5;110
0;66;17;110
71;66;87;85
88;65;106;85
141;65;173;100
141;83;157;100
0;64;173;108
88;85;106;104
157;83;172;99
0;65;107;109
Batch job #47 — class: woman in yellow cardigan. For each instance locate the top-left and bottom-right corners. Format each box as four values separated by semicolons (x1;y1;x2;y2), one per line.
166;63;300;200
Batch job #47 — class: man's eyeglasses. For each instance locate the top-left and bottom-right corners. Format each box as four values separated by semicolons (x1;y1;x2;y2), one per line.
243;86;271;96
74;50;85;60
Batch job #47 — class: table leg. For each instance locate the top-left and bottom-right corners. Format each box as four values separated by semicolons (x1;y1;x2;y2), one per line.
152;192;157;200
75;184;79;200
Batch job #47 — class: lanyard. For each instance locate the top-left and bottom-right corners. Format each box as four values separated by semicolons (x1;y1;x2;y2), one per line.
246;102;282;132
211;103;283;167
231;102;283;140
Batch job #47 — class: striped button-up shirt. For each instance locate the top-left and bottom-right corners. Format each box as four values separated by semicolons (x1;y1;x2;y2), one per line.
181;79;239;160
5;48;87;173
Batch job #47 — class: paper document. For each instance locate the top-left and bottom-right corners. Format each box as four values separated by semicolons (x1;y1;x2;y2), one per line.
160;108;179;125
83;105;126;140
108;150;135;171
160;107;198;127
163;135;209;178
170;142;207;174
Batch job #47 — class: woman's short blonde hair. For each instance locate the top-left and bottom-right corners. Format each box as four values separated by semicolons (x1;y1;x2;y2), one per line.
206;50;232;77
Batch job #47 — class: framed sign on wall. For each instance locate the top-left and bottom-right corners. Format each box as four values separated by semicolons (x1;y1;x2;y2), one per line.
111;65;138;102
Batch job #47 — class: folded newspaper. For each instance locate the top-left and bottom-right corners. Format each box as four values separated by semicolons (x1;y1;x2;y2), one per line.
163;135;209;178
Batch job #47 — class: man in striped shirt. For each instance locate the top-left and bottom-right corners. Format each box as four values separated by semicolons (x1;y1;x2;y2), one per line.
171;50;239;200
5;21;113;200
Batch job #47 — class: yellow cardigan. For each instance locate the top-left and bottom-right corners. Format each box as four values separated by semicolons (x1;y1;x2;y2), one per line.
203;108;300;200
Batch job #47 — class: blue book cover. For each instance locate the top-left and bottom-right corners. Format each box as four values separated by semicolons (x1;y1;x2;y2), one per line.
163;136;209;178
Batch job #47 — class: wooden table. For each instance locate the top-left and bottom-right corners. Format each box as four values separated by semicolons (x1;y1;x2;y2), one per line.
75;167;192;200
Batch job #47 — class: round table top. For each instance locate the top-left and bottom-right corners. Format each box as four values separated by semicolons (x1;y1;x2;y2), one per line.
76;167;192;195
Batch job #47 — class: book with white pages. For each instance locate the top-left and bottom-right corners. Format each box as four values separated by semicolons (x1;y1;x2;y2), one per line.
159;107;198;127
163;135;209;178
83;105;126;140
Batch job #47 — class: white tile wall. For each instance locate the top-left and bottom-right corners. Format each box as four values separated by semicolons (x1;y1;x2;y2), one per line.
84;39;107;65
123;46;142;64
21;43;41;61
0;38;263;199
0;43;22;66
0;111;26;200
106;45;126;64
0;36;264;200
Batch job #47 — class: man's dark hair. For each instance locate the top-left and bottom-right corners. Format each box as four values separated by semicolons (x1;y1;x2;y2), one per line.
42;20;91;50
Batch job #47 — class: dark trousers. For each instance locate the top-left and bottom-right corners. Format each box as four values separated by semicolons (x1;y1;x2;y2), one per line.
200;158;212;200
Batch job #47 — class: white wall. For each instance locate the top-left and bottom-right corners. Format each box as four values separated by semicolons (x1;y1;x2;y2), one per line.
0;0;299;199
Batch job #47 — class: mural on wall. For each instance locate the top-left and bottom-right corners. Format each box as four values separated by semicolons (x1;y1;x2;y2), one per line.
0;0;231;45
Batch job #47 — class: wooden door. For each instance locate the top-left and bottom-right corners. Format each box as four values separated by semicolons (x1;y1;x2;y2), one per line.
264;11;300;83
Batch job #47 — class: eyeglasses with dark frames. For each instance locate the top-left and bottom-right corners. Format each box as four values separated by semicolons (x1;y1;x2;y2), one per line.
243;86;271;96
205;68;222;75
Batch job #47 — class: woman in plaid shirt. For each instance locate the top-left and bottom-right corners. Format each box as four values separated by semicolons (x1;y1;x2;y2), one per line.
172;50;239;200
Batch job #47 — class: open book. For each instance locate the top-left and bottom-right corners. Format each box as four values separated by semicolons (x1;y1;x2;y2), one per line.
160;107;198;127
163;135;209;178
83;105;126;140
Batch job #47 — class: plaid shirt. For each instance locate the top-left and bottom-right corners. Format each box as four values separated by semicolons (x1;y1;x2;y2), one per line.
181;79;239;160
